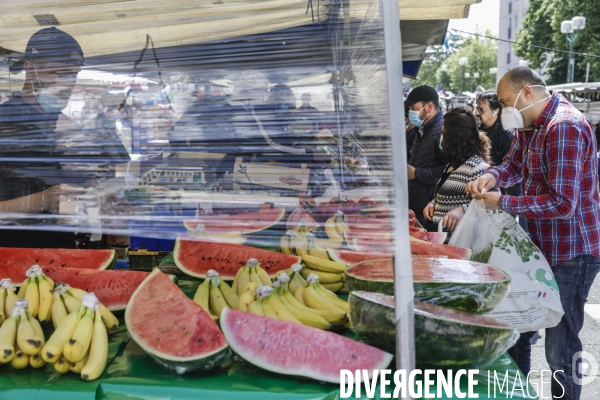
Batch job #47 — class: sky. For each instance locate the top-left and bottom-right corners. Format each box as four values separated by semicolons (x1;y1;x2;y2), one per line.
447;0;500;37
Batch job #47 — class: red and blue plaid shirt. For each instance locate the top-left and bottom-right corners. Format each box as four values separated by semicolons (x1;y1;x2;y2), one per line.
489;91;600;266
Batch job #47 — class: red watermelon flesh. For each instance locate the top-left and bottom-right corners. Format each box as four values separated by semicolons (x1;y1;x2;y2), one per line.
174;239;300;280
183;208;285;234
345;215;391;232
409;226;426;233
286;206;319;232
42;268;149;311
410;231;447;244
0;248;115;285
328;248;450;266
125;269;230;373
219;308;392;384
411;242;471;260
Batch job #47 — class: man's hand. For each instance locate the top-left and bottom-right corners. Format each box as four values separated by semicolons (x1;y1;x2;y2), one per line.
100;195;134;216
407;164;416;180
466;172;496;196
441;206;465;231
478;192;501;210
423;202;435;221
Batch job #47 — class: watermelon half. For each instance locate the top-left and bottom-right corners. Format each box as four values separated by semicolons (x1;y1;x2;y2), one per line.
125;269;230;374
173;239;300;280
0;248;115;285
42;267;150;311
183;208;285;234
348;291;519;369
219;308;392;384
345;258;511;313
409;231;447;244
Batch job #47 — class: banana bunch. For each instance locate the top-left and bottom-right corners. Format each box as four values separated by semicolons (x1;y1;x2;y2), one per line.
301;274;350;323
300;252;347;292
245;285;304;325
0;279;19;326
273;273;347;328
285;263;307;296
42;293;108;381
17;265;55;323
231;258;272;295
51;282;119;331
0;299;46;369
321;212;346;249
279;230;308;258
193;270;238;319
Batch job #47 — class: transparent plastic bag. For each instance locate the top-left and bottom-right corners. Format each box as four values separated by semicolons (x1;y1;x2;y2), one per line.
448;199;494;262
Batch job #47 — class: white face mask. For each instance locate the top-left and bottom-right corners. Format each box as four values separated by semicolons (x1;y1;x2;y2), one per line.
501;85;550;130
33;64;71;113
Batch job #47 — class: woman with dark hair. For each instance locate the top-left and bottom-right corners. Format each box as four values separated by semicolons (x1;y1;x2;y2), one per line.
423;108;492;232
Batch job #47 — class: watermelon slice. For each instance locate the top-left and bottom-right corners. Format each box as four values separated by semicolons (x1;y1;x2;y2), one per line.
345;258;511;313
409;231;447;244
219;308;392;384
328;243;467;266
348;291;519;369
410;242;471;259
42;267;150;311
173;239;300;280
126;269;230;373
183;208;285;234
0;248;115;285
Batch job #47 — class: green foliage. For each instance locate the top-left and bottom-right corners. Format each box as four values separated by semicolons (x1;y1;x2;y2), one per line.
515;0;600;84
410;31;498;94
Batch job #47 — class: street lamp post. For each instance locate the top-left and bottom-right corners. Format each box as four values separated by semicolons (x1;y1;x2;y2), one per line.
464;72;471;93
459;57;468;93
441;64;447;91
473;72;480;92
561;16;586;83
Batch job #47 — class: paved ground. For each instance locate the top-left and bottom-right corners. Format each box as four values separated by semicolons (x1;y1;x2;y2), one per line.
528;277;600;399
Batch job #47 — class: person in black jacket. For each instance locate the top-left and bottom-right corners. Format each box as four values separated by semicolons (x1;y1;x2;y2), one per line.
405;86;446;226
475;91;520;196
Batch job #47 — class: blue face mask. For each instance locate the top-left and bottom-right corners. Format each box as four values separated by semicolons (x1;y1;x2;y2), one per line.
33;64;71;113
408;109;426;128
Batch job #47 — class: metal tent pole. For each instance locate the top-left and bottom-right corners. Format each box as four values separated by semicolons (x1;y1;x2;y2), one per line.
380;0;415;392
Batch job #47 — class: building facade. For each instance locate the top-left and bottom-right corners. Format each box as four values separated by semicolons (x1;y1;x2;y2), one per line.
497;0;534;79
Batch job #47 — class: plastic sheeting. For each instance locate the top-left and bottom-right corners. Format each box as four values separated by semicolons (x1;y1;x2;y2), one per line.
0;0;395;250
348;291;520;370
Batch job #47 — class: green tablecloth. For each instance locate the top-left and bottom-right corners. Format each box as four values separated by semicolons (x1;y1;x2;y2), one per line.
0;281;538;399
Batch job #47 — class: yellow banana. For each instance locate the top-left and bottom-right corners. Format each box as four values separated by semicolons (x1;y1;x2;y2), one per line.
52;295;69;330
0;289;5;326
266;292;301;324
288;264;306;295
11;345;29;370
279;232;293;255
69;350;89;373
42;306;84;363
302;254;347;274
24;277;39;317
236;290;256;312
4;287;18;319
193;279;211;314
288;232;308;258
247;299;265;316
249;267;263;287
217;279;238;309
231;265;247;294
29;353;46;369
37;276;54;323
302;282;346;314
17;278;30;300
280;288;345;325
54;356;70;374
239;282;259;295
294;286;306;305
81;310;108;381
277;293;330;329
300;267;343;283
306;233;330;260
62;294;82;314
16;307;43;356
314;283;349;313
255;265;272;287
260;296;279;320
65;287;119;330
209;283;228;318
236;267;251;296
324;215;343;241
333;211;350;237
321;281;345;293
63;307;94;363
0;316;17;363
27;312;46;347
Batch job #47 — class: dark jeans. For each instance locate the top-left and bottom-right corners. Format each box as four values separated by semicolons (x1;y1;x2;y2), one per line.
509;255;600;400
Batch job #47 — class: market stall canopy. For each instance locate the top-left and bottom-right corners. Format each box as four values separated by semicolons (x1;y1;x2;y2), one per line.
0;0;477;58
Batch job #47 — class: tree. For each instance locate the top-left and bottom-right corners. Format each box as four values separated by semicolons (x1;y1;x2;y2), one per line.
410;31;498;94
514;0;600;84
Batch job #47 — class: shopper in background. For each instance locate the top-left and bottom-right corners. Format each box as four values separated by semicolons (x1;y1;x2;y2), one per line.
405;85;446;226
464;102;475;116
404;108;416;159
298;93;318;112
475;91;520;196
423;108;492;233
466;67;600;400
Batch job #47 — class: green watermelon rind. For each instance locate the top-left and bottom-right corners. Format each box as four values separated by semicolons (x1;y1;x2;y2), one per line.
348;291;520;369
182;208;285;235
173;239;301;280
125;269;231;373
345;259;511;314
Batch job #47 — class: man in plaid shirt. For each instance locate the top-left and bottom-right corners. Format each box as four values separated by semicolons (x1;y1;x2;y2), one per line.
467;67;600;400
